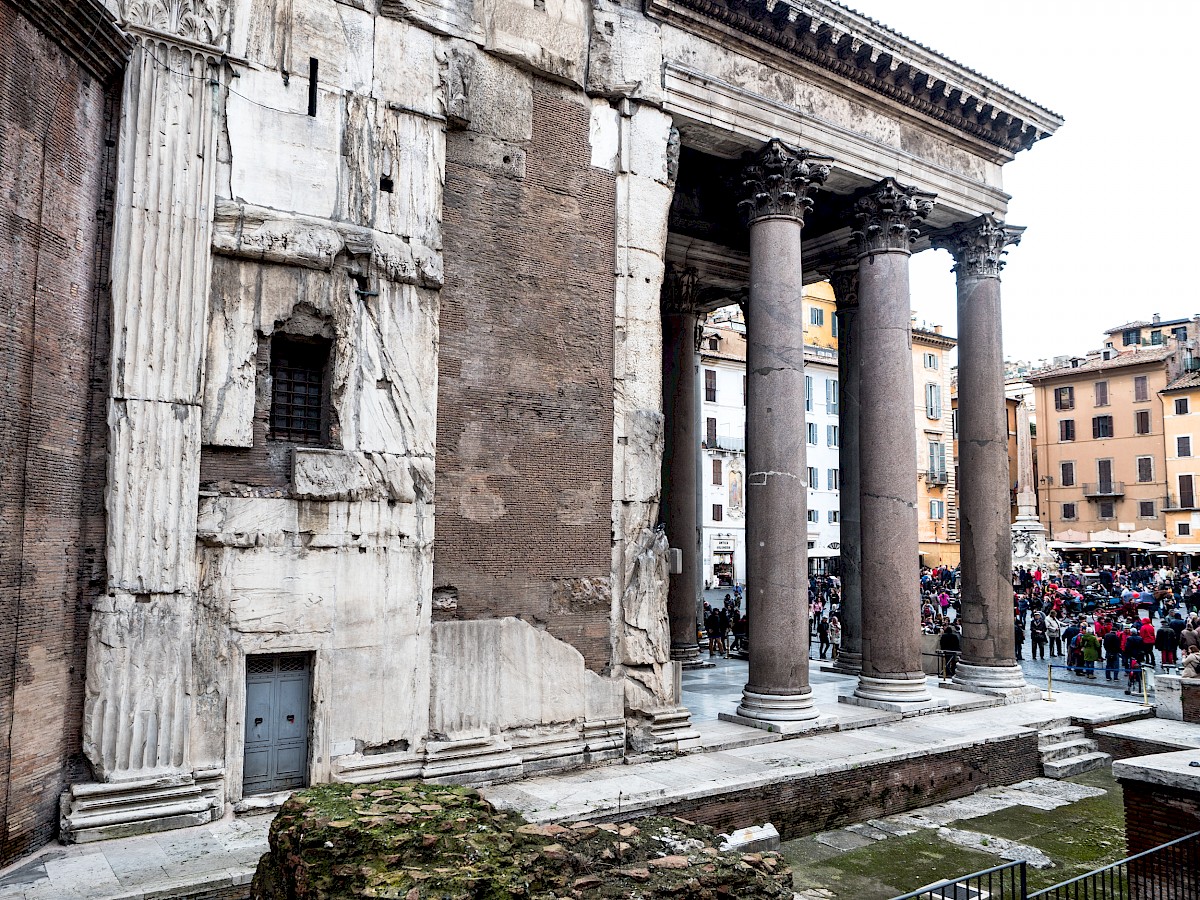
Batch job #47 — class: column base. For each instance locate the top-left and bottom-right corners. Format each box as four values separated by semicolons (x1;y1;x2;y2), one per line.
852;674;932;704
672;643;714;669
728;687;821;727
60;768;225;844
950;663;1042;702
830;650;862;675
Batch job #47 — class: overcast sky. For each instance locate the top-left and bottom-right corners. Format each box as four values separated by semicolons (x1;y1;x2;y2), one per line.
839;0;1200;365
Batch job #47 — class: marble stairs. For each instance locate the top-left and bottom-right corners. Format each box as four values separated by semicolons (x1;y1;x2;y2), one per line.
1038;723;1111;778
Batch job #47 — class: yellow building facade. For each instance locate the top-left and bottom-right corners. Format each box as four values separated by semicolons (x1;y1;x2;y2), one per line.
913;327;958;566
1162;373;1200;546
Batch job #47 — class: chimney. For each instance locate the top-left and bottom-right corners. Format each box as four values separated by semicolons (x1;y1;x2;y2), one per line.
1153;313;1161;324
933;324;943;334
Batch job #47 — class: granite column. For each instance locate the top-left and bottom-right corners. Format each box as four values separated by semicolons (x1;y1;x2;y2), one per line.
735;140;831;726
853;179;935;704
830;267;862;674
931;216;1029;691
662;269;703;663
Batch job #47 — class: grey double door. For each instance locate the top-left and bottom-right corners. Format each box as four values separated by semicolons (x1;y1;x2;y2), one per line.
243;654;311;795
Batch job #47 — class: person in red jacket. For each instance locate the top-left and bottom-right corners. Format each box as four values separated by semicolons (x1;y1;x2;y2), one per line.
1140;618;1158;667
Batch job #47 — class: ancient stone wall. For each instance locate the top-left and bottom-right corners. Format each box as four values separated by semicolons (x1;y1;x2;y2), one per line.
1121;779;1200;854
435;77;618;672
0;0;121;864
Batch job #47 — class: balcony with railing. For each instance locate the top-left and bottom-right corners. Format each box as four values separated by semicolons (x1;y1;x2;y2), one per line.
926;469;949;485
1165;493;1198;511
1082;482;1125;498
703;432;745;453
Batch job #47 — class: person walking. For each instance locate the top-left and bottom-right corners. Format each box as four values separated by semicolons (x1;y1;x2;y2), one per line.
1103;625;1123;681
939;624;961;679
1014;616;1026;662
1081;627;1101;679
1157;621;1180;671
817;615;830;660
828;615;841;662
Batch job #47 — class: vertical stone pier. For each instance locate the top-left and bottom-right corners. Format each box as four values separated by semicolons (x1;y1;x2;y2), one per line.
851;179;935;706
725;140;831;731
932;216;1031;693
662;269;702;664
830;267;862;675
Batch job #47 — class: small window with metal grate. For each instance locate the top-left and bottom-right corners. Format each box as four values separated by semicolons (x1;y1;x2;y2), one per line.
270;336;330;444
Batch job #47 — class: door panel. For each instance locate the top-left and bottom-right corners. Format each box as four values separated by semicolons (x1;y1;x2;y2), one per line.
243;654;311;795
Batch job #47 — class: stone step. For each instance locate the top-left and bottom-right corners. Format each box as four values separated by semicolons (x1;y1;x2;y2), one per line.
1037;725;1086;748
1039;738;1098;763
1042;751;1112;779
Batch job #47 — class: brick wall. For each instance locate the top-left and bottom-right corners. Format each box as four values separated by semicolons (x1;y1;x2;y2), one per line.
435;79;618;671
1093;733;1188;761
1121;779;1200;854
594;734;1042;840
1182;681;1200;723
0;1;119;865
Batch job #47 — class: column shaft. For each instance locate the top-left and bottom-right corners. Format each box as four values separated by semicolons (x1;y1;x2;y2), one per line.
663;304;701;661
933;216;1028;691
832;272;862;674
734;140;831;725
853;179;934;704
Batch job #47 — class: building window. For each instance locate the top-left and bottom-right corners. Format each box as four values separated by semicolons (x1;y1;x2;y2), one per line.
1182;475;1196;509
828;510;840;523
712;459;722;485
1180;436;1193;458
1062;502;1077;520
1060;461;1076;487
1098;500;1116;519
706;417;717;446
707;336;719;351
1094;380;1109;407
1092;415;1114;439
1122;329;1139;346
827;468;840;490
826;379;839;414
1180;522;1193;537
1136;456;1154;483
928;441;946;478
827;424;839;447
805;375;813;412
1135;410;1151;435
1138;500;1156;518
1059;419;1076;442
712;504;723;522
1054;386;1075;410
269;336;331;444
925;383;942;419
807;466;818;487
1174;326;1189;342
1177;397;1190;416
807;422;818;445
810;307;824;326
929;499;945;519
1151;329;1163;345
807;508;819;523
1134;376;1149;402
704;369;717;402
831;314;839;338
924;352;938;370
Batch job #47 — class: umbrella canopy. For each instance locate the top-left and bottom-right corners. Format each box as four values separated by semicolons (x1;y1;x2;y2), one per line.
1129;528;1166;545
1054;529;1087;542
1089;528;1125;543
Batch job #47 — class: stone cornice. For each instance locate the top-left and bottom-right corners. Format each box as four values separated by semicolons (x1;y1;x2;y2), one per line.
928;214;1024;279
647;0;1062;155
739;139;831;225
852;178;934;256
12;0;135;82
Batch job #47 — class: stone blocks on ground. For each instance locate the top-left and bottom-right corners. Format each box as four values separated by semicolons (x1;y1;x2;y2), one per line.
249;782;795;899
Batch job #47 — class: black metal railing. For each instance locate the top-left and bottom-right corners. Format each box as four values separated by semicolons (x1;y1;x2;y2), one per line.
1028;830;1199;900
889;860;1026;900
1082;482;1126;497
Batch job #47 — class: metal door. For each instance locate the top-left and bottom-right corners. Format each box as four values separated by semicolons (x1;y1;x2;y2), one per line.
243;654;311;795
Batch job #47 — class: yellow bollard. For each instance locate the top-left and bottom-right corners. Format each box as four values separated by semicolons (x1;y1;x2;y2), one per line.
1046;664;1055;702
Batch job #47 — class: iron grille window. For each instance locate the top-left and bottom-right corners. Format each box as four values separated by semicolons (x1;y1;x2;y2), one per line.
270;337;330;444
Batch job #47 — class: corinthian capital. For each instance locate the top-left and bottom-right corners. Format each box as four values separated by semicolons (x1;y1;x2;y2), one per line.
929;214;1025;279
852;178;935;256
739;140;832;225
123;0;229;48
830;266;859;311
661;266;702;316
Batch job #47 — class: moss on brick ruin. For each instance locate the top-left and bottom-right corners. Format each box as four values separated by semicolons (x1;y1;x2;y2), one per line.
250;781;794;899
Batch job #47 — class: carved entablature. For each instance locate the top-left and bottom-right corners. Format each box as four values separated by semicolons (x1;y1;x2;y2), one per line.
739;139;832;226
123;0;228;49
644;0;1063;156
852;178;935;256
928;214;1025;279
